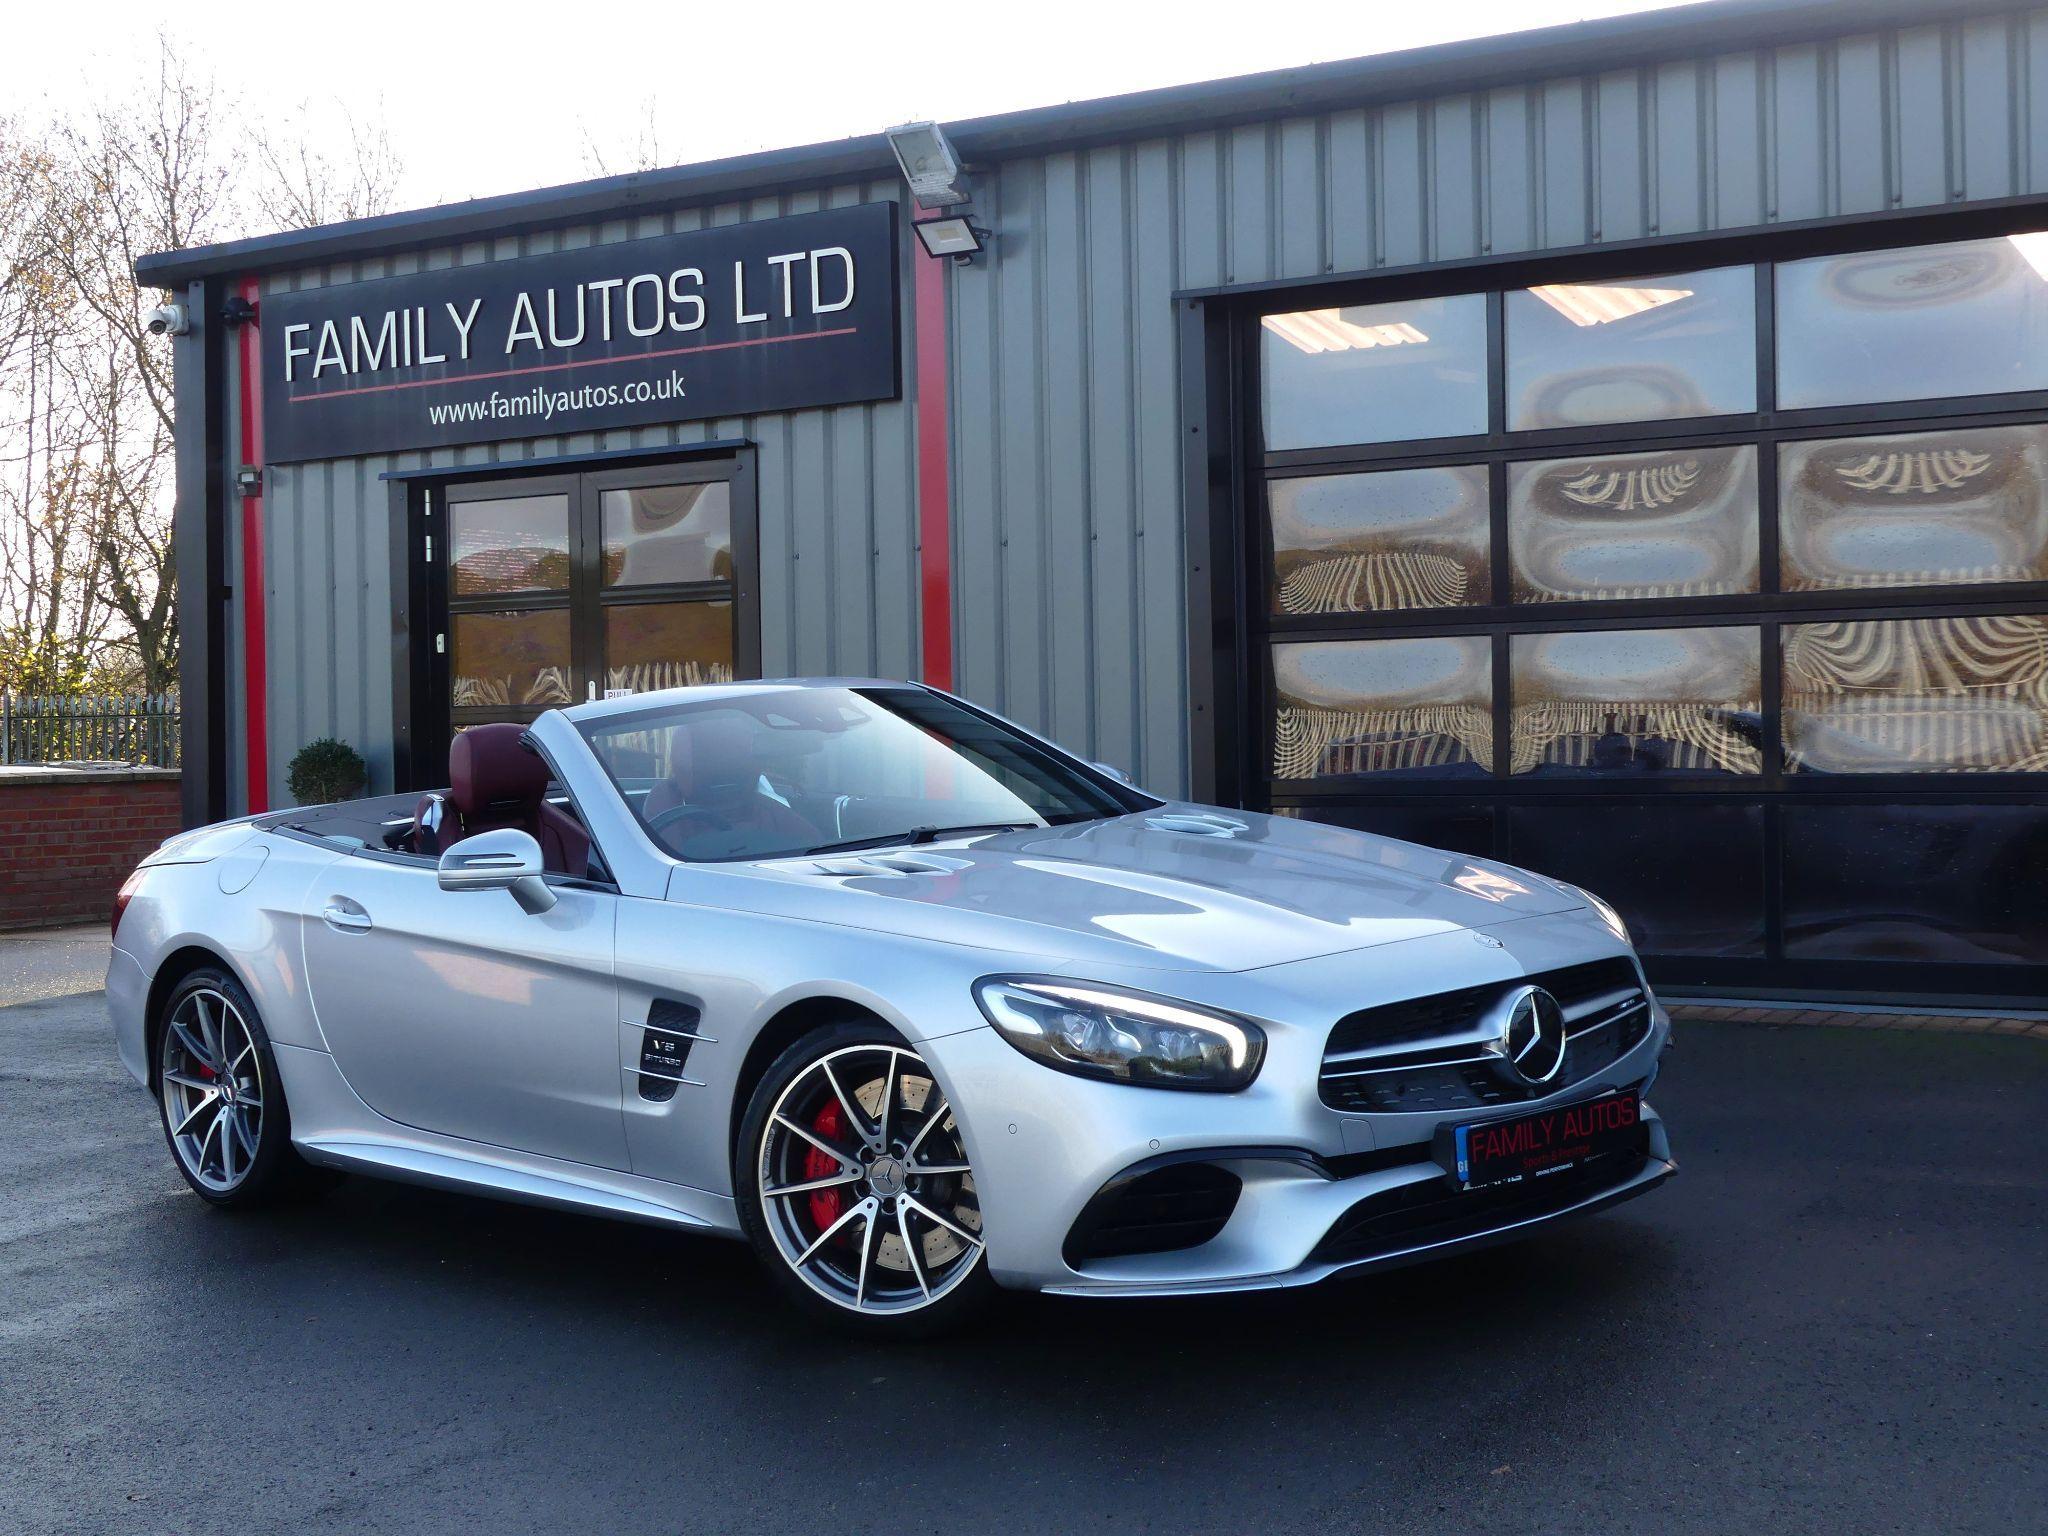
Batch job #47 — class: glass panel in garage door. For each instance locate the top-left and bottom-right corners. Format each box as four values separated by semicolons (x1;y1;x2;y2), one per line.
1508;801;1767;957
1779;424;2048;592
1505;266;1755;429
1776;232;2048;408
449;493;571;595
1781;614;2048;773
1282;801;1499;859
1267;465;1490;615
1509;626;1762;776
1783;803;2048;964
1260;294;1487;450
1508;444;1758;602
1270;635;1493;781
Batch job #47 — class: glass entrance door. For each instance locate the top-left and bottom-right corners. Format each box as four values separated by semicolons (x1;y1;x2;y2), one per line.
432;456;757;755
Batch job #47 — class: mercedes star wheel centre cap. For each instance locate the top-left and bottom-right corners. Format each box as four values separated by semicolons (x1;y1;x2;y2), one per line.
867;1155;908;1199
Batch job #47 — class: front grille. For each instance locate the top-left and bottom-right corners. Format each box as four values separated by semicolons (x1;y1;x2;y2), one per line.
1312;1146;1651;1265
1062;1162;1243;1267
1319;957;1648;1114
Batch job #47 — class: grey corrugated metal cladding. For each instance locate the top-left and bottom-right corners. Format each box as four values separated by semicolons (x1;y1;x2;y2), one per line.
228;4;2048;806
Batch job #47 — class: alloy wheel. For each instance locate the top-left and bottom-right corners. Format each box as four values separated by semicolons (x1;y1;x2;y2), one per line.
160;988;266;1193
757;1042;983;1315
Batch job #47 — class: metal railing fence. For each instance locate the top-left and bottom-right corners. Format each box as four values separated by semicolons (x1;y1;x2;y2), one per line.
0;693;180;768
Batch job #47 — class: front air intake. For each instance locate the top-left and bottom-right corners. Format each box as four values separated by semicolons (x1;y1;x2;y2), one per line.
1062;1160;1242;1268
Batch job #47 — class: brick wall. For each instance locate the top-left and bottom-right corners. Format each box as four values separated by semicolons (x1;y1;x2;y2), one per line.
0;770;183;930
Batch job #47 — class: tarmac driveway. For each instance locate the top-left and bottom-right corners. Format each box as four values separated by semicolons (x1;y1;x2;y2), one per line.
1;988;2041;1535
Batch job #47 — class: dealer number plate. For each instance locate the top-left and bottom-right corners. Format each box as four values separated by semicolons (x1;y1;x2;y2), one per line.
1442;1089;1643;1191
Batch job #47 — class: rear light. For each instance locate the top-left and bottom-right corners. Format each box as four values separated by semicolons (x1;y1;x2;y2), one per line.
112;868;146;941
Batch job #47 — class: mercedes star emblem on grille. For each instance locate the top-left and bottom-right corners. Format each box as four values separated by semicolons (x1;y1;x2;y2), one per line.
1499;985;1568;1086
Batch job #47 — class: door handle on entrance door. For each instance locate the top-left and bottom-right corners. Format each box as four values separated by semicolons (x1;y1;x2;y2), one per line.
321;899;372;933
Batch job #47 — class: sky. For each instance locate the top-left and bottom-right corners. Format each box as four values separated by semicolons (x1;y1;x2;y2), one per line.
9;0;1707;212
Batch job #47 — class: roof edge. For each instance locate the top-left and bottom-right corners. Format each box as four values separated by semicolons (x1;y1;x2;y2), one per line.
135;0;2024;288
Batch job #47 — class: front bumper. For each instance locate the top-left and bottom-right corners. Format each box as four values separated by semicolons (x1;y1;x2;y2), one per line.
1041;1120;1674;1298
920;925;1675;1297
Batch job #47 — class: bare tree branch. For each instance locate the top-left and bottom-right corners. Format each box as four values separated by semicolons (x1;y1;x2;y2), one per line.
0;33;406;694
579;97;677;178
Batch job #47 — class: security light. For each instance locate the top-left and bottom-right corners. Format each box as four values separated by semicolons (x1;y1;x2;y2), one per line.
913;217;987;263
886;121;969;207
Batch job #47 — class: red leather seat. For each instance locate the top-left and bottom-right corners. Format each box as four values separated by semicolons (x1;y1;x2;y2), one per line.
411;723;592;877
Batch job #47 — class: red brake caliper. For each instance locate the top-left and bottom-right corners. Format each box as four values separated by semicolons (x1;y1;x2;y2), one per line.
805;1100;848;1233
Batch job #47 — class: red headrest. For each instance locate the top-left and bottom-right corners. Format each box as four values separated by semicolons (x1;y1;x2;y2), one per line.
664;713;757;800
450;723;550;822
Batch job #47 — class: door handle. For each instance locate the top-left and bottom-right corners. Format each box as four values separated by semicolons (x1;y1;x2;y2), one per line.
321;899;372;933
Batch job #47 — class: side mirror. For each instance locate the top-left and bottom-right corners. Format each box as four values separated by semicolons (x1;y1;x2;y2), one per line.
1090;761;1137;788
437;828;557;914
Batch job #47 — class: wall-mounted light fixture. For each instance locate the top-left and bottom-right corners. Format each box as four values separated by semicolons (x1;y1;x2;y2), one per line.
913;216;988;264
885;121;970;208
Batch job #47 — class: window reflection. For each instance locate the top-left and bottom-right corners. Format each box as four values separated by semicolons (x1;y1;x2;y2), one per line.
1509;445;1758;602
1782;614;2048;773
1508;802;1767;956
601;483;733;587
603;601;735;694
1260;294;1487;450
1268;465;1490;615
1777;232;2048;408
1780;424;2048;591
1783;803;2048;964
1506;266;1756;430
1271;636;1493;780
451;608;573;710
449;495;571;596
1510;627;1761;775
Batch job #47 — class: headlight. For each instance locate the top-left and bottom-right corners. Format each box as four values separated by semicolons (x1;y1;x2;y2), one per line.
972;977;1266;1091
1565;883;1630;944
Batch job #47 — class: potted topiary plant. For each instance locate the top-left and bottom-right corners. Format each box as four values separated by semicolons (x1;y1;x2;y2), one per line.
286;737;368;805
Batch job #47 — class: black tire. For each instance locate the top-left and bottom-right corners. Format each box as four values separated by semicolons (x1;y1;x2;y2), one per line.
153;965;318;1207
735;1019;998;1338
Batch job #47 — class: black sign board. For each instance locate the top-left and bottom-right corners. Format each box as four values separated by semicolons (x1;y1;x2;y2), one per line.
259;202;899;463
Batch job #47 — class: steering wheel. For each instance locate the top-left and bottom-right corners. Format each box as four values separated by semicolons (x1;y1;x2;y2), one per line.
644;803;728;849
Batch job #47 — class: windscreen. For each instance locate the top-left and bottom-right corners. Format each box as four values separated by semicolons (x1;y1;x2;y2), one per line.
580;688;1138;861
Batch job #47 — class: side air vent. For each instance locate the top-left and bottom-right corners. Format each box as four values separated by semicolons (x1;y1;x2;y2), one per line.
637;998;708;1102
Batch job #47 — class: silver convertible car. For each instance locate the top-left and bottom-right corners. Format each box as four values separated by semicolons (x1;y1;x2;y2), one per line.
109;681;1675;1334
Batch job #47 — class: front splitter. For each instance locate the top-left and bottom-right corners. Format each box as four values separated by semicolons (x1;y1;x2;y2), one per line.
1038;1154;1676;1298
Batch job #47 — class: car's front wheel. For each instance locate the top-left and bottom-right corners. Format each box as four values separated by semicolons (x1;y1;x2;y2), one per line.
737;1022;994;1335
154;967;307;1206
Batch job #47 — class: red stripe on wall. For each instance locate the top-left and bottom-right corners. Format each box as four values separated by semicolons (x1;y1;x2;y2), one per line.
235;277;270;813
913;235;955;690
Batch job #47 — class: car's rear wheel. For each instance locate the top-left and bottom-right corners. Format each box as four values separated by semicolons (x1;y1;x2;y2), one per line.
155;967;306;1205
737;1023;995;1335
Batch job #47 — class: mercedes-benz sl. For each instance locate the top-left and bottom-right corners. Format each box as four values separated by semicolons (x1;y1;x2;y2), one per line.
108;682;1675;1334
